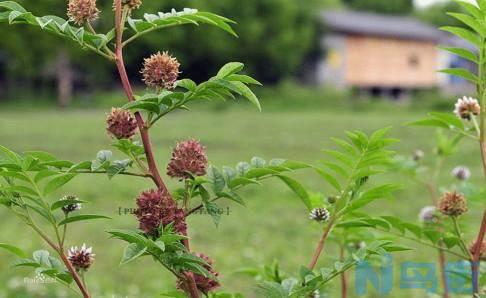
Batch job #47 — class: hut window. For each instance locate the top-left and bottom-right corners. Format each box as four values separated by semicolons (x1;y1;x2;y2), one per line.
408;54;420;68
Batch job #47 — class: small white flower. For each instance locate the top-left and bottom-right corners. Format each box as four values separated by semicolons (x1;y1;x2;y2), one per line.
309;208;330;222
452;166;471;181
454;96;480;120
419;206;437;224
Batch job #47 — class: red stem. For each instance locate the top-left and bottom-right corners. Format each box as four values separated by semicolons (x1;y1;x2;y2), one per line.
308;221;334;270
471;210;486;296
113;1;199;297
438;247;449;298
339;245;347;298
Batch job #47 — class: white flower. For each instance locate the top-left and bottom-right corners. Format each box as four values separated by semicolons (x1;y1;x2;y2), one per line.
418;206;437;224
452;166;471;181
309;208;330;222
454;96;480;120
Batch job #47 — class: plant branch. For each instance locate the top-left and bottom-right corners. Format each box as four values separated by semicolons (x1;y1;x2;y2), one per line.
113;1;199;297
471;210;486;295
308;219;335;270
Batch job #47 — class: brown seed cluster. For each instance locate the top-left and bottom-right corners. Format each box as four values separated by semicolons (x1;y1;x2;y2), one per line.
141;51;180;90
68;244;95;272
437;192;468;216
134;189;186;235
469;240;486;260
454;96;481;121
177;253;220;294
167;139;208;180
122;0;142;9
106;108;138;139
67;0;100;26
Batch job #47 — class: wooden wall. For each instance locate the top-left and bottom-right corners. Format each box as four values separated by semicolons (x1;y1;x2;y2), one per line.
345;35;438;88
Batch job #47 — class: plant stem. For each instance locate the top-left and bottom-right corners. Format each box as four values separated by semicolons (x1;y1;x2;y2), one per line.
438;246;449;298
451;217;472;259
308;219;334;270
339;244;347;298
113;1;199;297
471;210;486;296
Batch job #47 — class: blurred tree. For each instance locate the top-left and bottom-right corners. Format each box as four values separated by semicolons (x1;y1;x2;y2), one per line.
343;0;413;14
415;1;464;27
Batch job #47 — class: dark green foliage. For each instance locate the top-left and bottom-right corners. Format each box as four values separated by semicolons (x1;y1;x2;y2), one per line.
343;0;413;15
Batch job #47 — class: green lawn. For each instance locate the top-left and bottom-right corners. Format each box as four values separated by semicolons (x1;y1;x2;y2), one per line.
0;105;483;297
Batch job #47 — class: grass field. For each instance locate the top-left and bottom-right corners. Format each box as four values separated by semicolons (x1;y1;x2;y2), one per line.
0;102;483;297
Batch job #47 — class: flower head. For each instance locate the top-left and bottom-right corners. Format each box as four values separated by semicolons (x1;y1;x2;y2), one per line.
122;0;142;9
60;195;82;214
438;192;468;216
412;149;424;161
309;208;330;222
469;240;486;261
177;253;220;294
68;244;95;272
134;189;187;235
167;139;208;179
418;206;438;224
452;166;471;181
67;0;100;25
454;96;481;121
141;51;180;90
106;108;138;139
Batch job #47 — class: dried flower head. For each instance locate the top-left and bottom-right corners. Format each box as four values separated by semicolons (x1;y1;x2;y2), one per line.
106;108;138;139
418;206;438;224
68;244;95;272
438;192;468;216
60;195;82;213
454;96;481;121
469;240;486;261
309;208;330;222
122;0;142;9
177;253;220;294
141;51;180;90
167;139;208;179
452;166;471;181
134;189;187;235
67;0;100;25
412;149;424;161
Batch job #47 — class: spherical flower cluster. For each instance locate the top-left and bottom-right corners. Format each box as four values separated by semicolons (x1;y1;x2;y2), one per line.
437;192;468;216
452;166;471;181
122;0;142;10
68;244;95;272
134;189;187;235
106;108;138;139
67;0;100;25
418;206;438;224
469;240;486;261
60;195;82;214
141;51;180;90
167;139;208;179
454;96;481;121
309;208;330;222
177;253;220;294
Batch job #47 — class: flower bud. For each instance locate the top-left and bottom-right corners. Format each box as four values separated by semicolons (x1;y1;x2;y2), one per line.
327;196;337;204
68;244;95;272
309;208;330;222
412;150;424;161
438;192;467;216
106;108;138;140
418;206;438;224
167;139;208;180
452;166;471;181
177;253;220;294
67;0;100;25
454;96;480;121
141;51;180;90
60;195;82;214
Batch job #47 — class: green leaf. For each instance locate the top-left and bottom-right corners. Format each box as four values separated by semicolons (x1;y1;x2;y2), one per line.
207;166;225;193
120;243;147;265
58;214;111;226
43;173;76;195
439;46;477;62
217;62;244;78
277;175;311;210
440;26;480;46
439;68;477;83
447;12;485;35
231;81;262;112
51;198;87;211
314;167;341;191
0;243;27;258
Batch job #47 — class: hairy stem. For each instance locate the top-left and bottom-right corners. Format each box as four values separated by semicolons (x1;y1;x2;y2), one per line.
308;220;334;270
113;1;199;297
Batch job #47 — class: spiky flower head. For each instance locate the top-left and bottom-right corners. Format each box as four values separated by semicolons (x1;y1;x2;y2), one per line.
418;206;438;224
454;96;481;121
68;244;95;272
141;51;180;90
438;192;468;216
67;0;100;25
134;189;187;235
167;139;208;179
106;108;138;139
469;240;486;261
177;253;220;294
309;208;330;222
412;149;424;161
452;166;471;181
60;195;82;214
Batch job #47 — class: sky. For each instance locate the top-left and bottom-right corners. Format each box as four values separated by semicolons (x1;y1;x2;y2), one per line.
415;0;474;8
